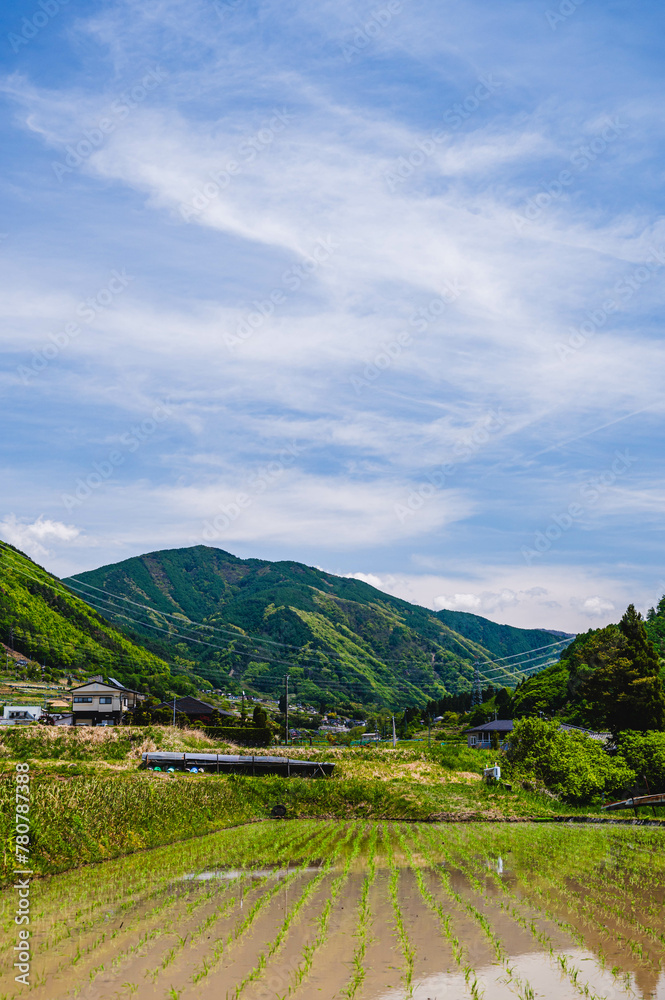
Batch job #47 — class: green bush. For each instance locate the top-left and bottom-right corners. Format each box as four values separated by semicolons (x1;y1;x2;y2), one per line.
615;730;665;790
505;717;635;804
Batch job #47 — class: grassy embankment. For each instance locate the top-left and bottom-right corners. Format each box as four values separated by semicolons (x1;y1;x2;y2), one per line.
0;725;602;885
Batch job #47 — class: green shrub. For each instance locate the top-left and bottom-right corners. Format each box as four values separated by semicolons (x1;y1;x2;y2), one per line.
615;730;665;790
505;717;635;803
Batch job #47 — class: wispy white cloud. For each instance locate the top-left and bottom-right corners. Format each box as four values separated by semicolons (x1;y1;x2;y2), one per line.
1;0;665;631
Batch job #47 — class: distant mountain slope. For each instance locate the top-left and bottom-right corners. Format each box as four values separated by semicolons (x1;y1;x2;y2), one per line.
65;546;567;711
434;609;572;661
0;541;174;697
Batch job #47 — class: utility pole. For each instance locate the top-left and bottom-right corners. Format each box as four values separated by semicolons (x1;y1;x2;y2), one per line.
392;715;397;748
285;674;289;746
172;696;176;727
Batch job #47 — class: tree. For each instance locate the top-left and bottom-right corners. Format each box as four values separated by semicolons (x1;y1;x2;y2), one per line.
578;606;665;734
252;705;268;727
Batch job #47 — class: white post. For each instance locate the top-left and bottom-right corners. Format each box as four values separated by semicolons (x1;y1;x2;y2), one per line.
392;715;397;748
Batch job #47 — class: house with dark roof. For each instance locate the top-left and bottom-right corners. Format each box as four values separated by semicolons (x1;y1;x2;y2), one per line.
71;675;144;726
155;696;236;725
466;718;610;749
466;719;514;748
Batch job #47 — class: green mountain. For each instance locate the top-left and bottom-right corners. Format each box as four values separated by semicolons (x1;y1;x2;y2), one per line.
64;545;567;711
433;609;569;666
0;540;179;698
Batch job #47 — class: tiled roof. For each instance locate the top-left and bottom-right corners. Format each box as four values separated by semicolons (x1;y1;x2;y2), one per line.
465;719;515;733
156;696;235;716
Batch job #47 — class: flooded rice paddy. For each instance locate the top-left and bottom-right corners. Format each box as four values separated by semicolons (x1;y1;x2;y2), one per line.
0;820;664;1000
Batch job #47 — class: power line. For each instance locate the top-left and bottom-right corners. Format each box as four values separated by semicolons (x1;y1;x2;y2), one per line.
0;543;570;701
473;637;574;666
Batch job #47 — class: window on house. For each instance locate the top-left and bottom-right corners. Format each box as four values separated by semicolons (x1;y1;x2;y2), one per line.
99;697;112;704
74;697;93;703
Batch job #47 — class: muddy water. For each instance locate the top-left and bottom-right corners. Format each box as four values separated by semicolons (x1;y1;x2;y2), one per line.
0;821;663;1000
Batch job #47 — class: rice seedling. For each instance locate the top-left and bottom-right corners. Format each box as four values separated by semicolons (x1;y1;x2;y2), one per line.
425;824;639;1000
276;823;377;999
224;822;361;1000
383;824;416;999
189;821;346;985
395;829;483;1000
399;825;540;1000
339;825;379;1000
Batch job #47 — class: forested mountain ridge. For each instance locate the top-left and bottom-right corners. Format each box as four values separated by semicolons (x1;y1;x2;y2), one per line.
0;540;176;696
64;545;566;711
433;608;570;662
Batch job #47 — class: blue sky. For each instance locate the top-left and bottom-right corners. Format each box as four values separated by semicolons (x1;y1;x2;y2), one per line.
2;0;665;632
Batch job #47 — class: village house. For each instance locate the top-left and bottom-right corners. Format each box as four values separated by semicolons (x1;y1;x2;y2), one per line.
466;718;610;748
1;705;43;725
466;719;514;748
71;676;144;726
155;695;236;725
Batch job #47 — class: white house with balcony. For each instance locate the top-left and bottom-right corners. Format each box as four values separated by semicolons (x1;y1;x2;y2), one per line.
1;705;43;725
71;676;144;726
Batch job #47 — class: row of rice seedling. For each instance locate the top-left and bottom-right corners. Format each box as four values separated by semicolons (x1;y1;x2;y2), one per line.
429;827;612;980
444;832;602;1000
383;823;416;999
400;825;540;1000
139;822;332;989
225;821;362;1000
1;818;300;976
432;824;641;1000
275;823;378;1000
189;821;348;986
0;819;326;1000
340;825;379;1000
393;828;483;1000
61;821;340;993
509;825;665;968
37;817;320;950
520;865;662;976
